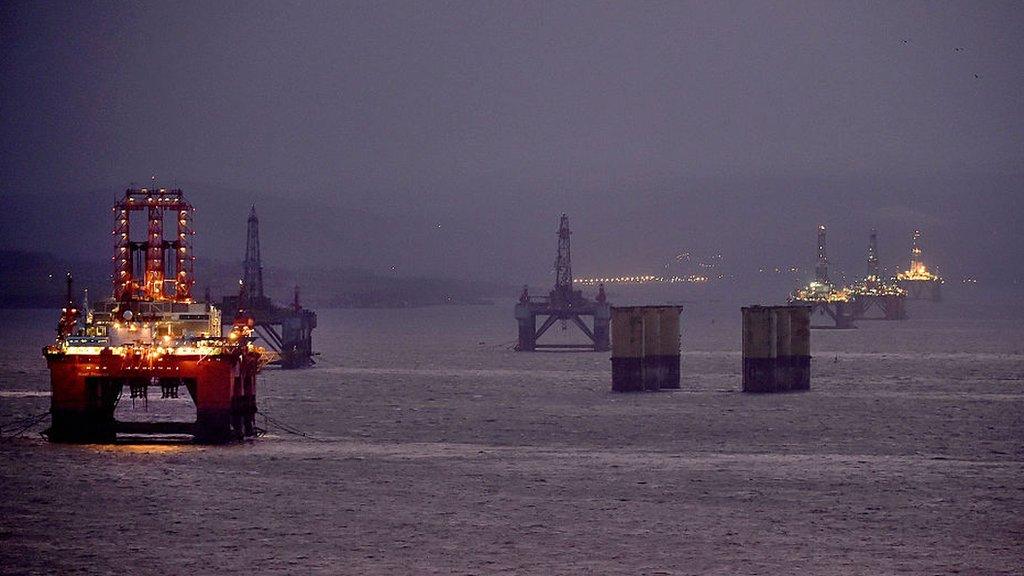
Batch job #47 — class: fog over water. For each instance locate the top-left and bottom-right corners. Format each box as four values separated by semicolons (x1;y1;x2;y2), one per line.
2;2;1022;287
2;4;1024;574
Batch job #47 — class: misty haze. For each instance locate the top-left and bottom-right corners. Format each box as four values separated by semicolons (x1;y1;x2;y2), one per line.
1;2;1022;575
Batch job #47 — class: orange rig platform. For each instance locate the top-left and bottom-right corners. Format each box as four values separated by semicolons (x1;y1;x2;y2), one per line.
42;187;269;443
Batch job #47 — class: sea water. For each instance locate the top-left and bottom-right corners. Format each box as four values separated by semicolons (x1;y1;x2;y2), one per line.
1;294;1022;574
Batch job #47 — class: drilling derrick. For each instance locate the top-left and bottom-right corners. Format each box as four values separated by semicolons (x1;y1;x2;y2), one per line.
221;206;317;368
113;188;195;302
814;225;829;284
848;229;907;321
515;213;610;351
57;272;80;340
242;205;269;309
790;224;854;328
867;228;880;282
553;213;573;301
897;229;942;301
910;230;923;273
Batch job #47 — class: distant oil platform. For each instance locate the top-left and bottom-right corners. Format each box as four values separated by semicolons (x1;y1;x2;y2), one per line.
789;225;856;328
897;230;943;301
221;206;317;368
847;229;907;320
515;214;610;351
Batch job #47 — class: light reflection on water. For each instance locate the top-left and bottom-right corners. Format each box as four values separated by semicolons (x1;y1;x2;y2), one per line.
83;442;197;455
0;391;50;398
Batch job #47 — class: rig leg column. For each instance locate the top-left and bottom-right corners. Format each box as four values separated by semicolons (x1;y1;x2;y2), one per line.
593;303;611;352
884;296;907;320
851;298;865;320
193;363;238;444
834;301;855;329
45;360;118;443
514;303;536;351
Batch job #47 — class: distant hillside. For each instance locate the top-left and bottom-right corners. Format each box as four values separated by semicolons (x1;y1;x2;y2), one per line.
0;250;509;309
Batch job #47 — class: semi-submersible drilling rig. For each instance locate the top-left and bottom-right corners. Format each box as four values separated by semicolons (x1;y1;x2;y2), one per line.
789;225;856;328
43;188;267;443
847;228;907;320
897;229;943;301
220;206;317;368
515;214;610;351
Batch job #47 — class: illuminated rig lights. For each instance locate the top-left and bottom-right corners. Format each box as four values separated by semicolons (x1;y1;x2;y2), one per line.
574;274;710;286
897;265;942;282
847;275;907;297
897;230;943;283
791;281;851;303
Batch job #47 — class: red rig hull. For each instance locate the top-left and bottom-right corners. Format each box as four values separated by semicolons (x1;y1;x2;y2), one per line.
44;346;260;443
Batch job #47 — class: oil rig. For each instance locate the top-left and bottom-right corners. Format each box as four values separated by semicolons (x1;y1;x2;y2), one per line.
221;206;317;368
789;225;855;328
43;187;266;443
847;229;907;320
515;214;611;351
897;230;943;301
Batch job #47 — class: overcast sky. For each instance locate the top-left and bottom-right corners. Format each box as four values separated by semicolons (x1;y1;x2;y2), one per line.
2;1;1021;285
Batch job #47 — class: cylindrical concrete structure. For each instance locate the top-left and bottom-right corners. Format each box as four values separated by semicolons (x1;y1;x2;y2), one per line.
742;305;811;393
611;307;644;392
611;306;683;392
655;307;681;389
641;308;663;391
742;306;776;392
789;305;811;390
773;306;793;391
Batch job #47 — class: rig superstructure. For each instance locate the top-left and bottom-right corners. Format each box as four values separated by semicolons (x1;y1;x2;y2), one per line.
847;228;907;320
220;206;317;368
789;225;855;328
897;230;943;301
42;187;267;443
515;214;611;351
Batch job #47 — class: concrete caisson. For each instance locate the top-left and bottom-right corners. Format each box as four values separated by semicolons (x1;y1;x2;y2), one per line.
611;306;682;392
741;305;811;393
611;307;644;392
741;306;777;392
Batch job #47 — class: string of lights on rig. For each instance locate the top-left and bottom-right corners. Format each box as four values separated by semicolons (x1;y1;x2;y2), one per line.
574;274;712;286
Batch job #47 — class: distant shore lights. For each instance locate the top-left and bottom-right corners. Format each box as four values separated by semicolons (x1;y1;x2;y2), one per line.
574;275;709;286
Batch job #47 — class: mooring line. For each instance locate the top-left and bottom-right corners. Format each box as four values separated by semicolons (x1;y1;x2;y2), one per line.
257;409;331;442
0;410;51;441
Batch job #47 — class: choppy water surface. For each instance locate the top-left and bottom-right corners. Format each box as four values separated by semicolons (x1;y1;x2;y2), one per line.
2;295;1023;575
